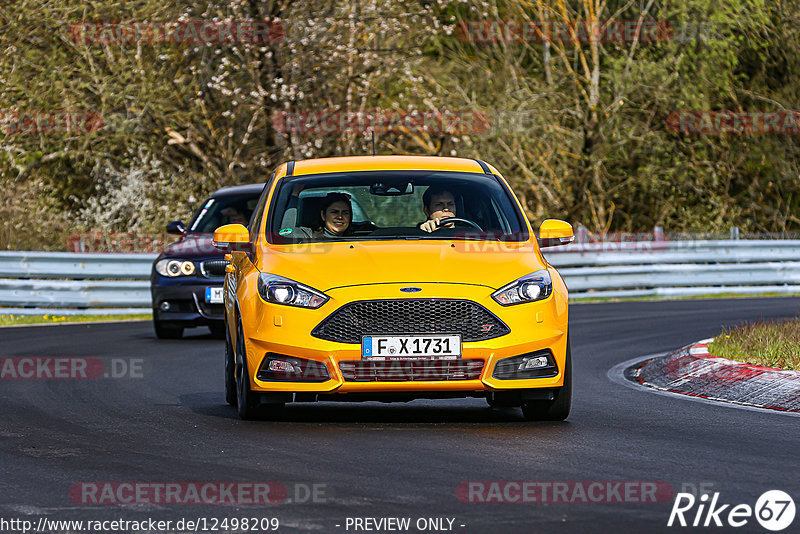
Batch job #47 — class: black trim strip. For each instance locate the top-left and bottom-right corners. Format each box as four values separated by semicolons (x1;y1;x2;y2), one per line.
286;160;295;176
474;159;492;175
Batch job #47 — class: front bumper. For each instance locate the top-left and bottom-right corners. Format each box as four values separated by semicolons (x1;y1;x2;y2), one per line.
151;280;224;327
239;282;568;396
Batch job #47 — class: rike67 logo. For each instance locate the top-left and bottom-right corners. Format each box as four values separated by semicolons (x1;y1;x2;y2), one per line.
668;490;795;531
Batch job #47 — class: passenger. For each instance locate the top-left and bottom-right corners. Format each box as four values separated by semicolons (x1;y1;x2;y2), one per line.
419;186;458;233
314;192;352;238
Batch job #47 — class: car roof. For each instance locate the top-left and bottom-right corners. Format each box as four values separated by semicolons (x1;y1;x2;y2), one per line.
210;183;265;197
287;155;498;177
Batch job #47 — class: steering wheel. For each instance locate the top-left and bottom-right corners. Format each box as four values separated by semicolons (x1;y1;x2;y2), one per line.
435;217;483;232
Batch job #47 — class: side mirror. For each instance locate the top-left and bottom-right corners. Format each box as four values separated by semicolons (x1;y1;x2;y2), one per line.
538;219;574;248
166;220;186;235
213;224;251;251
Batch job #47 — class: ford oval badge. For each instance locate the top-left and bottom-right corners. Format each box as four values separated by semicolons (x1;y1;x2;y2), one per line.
400;287;422;293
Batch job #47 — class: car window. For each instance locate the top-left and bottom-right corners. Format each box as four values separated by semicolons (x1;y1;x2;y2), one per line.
187;193;261;233
248;173;275;236
267;171;528;243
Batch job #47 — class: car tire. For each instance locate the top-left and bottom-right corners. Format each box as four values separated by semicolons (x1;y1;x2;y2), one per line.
234;316;285;420
521;337;572;421
153;319;183;339
235;316;260;420
224;319;237;406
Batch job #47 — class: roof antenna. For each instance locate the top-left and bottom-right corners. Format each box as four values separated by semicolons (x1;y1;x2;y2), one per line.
371;130;376;156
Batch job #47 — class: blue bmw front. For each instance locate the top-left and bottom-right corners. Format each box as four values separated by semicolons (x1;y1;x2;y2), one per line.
150;183;264;338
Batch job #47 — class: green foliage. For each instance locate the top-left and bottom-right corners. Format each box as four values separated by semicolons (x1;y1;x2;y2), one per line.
709;318;800;370
1;0;800;249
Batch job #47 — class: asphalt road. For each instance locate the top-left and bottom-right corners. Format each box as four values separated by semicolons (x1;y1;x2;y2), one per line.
1;298;799;534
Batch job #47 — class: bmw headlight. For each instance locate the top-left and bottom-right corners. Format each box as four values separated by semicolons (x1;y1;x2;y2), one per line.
491;270;552;305
155;259;196;277
257;273;329;309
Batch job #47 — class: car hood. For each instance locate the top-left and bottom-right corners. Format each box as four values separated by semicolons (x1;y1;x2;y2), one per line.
160;233;220;258
259;240;547;292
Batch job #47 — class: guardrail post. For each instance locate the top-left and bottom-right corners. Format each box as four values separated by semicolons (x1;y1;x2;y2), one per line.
730;227;740;240
576;225;588;244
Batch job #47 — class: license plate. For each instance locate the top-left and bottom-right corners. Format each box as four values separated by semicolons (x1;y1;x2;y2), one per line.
362;335;461;360
205;287;224;304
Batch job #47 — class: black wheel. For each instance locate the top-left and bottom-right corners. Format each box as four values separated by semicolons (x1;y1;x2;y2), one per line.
224;320;236;406
153;318;183;339
521;337;572;421
209;322;226;339
235;317;261;419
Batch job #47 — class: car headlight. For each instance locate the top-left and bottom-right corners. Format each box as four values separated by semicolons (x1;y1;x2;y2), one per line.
257;273;329;309
155;259;196;277
491;270;552;305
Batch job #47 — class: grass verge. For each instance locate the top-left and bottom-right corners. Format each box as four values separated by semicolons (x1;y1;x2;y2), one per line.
709;318;800;371
0;313;151;326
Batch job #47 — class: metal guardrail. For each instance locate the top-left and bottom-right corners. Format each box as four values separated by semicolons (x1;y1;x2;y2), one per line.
0;251;155;315
0;251;155;279
1;241;799;314
545;240;800;299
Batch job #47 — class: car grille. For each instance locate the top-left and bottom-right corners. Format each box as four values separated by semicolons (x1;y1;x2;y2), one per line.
311;299;510;343
339;359;485;382
201;260;227;278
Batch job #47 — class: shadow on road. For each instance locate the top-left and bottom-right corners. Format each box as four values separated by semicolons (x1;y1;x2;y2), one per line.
179;392;572;426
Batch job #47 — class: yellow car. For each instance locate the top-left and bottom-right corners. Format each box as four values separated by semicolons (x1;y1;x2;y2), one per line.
214;155;574;421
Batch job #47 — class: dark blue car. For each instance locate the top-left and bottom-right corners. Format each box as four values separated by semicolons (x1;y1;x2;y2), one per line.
150;183;264;338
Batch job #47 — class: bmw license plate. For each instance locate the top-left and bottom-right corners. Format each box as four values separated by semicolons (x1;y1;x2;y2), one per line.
362;335;461;360
205;287;224;304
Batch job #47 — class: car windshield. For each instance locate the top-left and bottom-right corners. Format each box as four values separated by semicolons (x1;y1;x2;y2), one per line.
188;193;260;233
268;171;528;243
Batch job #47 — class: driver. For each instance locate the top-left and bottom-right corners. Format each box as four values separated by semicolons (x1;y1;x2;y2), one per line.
419;186;458;233
221;206;247;226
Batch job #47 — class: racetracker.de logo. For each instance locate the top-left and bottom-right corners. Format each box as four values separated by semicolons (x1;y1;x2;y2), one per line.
0;357;143;379
457;20;672;43
69;482;287;505
68;20;285;45
67;232;179;254
272;110;491;135
457;481;674;503
667;111;800;134
0;111;103;135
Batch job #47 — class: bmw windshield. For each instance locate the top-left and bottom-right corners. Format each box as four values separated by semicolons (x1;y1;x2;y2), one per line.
268;171;529;243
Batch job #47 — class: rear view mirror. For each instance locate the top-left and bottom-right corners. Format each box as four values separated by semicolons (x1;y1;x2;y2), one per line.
370;182;413;196
166;220;186;235
213;224;251;251
538;219;574;248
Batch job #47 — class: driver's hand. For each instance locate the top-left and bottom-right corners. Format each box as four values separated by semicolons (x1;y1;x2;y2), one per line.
420;213;454;233
420;218;440;233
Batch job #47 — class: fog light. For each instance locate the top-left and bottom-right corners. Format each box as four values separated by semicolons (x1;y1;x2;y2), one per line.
492;350;557;379
268;359;297;373
160;301;171;311
519;356;549;370
257;353;330;382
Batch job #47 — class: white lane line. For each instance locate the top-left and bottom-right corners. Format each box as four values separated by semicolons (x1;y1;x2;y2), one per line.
606;353;800;418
